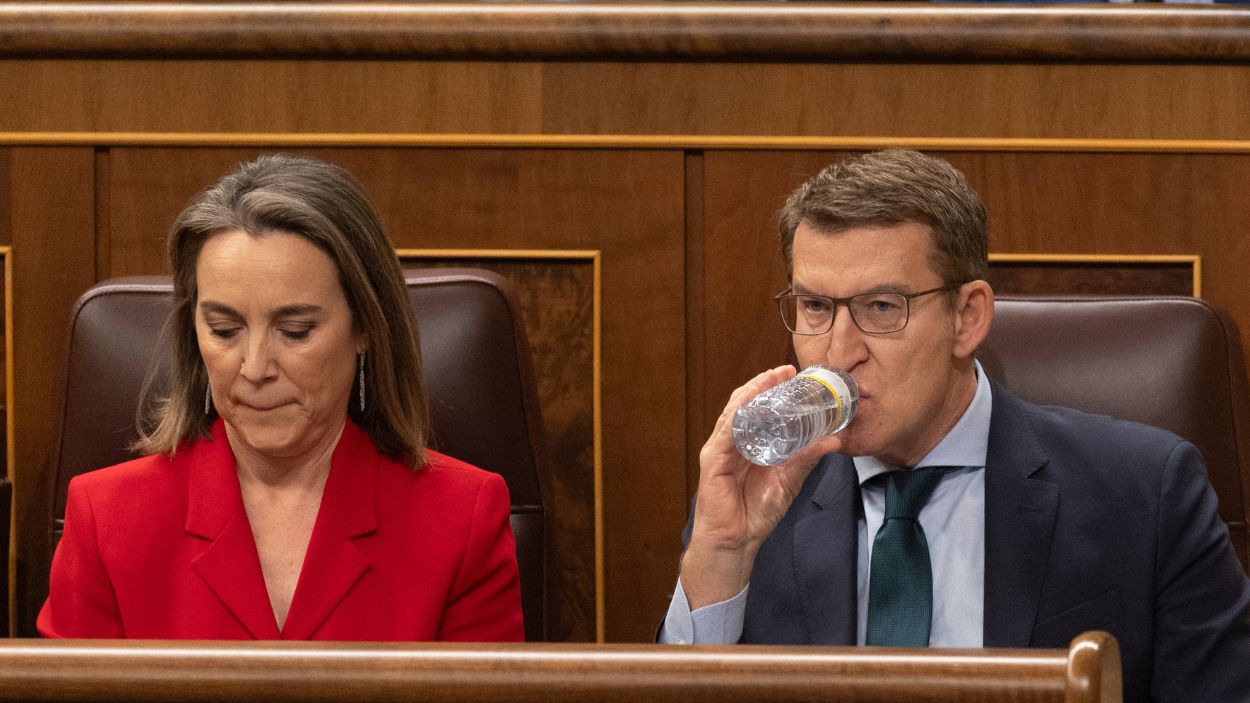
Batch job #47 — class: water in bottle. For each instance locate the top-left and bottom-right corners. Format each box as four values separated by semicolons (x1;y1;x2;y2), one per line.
731;366;858;466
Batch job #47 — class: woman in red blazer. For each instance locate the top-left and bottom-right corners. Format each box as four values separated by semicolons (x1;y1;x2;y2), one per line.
38;154;524;641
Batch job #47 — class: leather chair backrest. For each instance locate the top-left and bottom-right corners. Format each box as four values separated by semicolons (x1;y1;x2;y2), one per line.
979;296;1250;572
46;268;552;640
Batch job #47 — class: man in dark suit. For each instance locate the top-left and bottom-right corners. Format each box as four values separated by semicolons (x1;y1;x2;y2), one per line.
659;149;1250;703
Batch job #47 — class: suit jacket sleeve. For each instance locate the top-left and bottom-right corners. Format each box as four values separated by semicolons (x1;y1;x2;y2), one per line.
37;476;126;638
437;471;525;642
1151;440;1250;701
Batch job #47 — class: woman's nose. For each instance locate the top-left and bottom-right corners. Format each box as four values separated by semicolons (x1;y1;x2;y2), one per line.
239;336;276;382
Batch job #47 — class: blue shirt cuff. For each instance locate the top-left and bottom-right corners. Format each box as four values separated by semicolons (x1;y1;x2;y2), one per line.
658;578;748;644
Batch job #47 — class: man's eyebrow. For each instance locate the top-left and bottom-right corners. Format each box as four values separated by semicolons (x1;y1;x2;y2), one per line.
790;281;910;297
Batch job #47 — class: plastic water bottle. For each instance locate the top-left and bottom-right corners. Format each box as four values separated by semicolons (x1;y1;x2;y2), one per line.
731;366;858;466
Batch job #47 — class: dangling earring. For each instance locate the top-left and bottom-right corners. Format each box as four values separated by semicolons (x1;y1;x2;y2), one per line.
357;352;366;412
204;383;212;415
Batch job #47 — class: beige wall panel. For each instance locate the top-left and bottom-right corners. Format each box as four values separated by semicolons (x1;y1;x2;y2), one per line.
105;147;687;642
542;63;1250;140
5;148;97;635
0;61;543;134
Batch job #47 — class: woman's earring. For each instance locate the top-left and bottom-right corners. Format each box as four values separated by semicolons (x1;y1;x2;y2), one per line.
358;352;366;412
204;384;212;415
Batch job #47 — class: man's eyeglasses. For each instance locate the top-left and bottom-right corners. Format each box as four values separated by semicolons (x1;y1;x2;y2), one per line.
774;285;962;336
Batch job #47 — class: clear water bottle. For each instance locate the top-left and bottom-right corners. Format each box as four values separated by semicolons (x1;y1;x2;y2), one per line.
731;366;858;466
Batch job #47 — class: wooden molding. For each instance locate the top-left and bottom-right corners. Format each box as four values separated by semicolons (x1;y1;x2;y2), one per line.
1;2;1249;62
8;133;1250;155
0;633;1122;703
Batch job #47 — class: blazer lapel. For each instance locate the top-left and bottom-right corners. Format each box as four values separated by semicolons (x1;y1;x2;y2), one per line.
186;422;281;640
982;384;1059;648
792;454;859;645
279;421;378;640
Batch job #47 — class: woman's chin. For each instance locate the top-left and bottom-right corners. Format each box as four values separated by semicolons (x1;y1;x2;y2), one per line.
222;414;309;458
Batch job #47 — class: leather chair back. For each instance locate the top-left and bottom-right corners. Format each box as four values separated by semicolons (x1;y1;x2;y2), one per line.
979;296;1250;572
44;269;552;640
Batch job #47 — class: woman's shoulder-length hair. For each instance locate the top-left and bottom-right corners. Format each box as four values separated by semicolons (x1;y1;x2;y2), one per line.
134;153;430;468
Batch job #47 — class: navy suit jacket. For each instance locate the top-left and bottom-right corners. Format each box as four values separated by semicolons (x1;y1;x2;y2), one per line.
714;383;1250;703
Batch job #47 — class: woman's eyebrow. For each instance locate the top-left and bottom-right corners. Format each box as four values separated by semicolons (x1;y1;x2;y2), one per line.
198;301;323;317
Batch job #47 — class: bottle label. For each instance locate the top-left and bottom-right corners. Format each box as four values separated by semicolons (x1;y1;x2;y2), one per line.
797;367;845;414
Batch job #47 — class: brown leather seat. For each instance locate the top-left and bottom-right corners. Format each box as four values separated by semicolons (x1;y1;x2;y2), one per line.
979;296;1250;573
36;268;552;640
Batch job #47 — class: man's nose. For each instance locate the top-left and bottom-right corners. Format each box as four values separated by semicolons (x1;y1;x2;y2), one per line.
818;302;868;369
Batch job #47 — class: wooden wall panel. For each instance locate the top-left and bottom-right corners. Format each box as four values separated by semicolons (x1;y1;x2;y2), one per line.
4;148;97;635
988;260;1195;297
0;61;543;135
6;60;1250;141
540;63;1250;140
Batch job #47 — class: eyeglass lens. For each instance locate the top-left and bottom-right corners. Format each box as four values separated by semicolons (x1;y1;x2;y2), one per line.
780;293;909;334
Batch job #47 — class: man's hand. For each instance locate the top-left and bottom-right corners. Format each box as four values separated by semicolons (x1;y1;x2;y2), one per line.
680;365;843;610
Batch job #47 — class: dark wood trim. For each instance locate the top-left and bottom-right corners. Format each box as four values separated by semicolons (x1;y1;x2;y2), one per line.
2;3;1249;62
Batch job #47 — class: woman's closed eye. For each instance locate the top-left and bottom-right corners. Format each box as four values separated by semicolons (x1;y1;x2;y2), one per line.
278;325;315;341
208;326;241;340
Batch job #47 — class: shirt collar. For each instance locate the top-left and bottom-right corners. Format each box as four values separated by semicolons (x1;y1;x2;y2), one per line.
853;359;993;486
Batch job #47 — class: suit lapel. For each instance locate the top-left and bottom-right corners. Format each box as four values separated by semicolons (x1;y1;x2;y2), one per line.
792;454;859;645
186;421;281;639
982;384;1059;648
279;421;378;640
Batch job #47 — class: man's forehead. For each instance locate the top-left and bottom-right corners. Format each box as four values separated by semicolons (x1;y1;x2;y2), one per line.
791;221;939;278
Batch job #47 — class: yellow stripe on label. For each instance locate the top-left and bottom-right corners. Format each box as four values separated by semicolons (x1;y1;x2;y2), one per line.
798;370;842;415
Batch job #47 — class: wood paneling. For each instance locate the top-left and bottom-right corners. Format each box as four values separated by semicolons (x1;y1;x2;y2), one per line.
0;61;543;134
6;1;1250;645
6;61;1250;140
541;63;1250;140
5;148;97;636
988;259;1196;297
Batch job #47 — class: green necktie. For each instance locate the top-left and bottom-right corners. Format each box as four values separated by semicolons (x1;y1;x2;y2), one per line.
865;466;953;647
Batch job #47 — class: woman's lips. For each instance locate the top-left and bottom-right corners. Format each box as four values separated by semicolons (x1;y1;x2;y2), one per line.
238;400;292;412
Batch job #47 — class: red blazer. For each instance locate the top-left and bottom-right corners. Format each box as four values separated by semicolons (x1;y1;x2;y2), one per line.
38;418;524;641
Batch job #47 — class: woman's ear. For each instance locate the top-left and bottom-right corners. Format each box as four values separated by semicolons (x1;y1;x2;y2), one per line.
952;280;994;359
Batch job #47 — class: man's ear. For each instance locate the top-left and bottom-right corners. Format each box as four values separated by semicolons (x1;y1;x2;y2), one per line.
952;280;994;359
